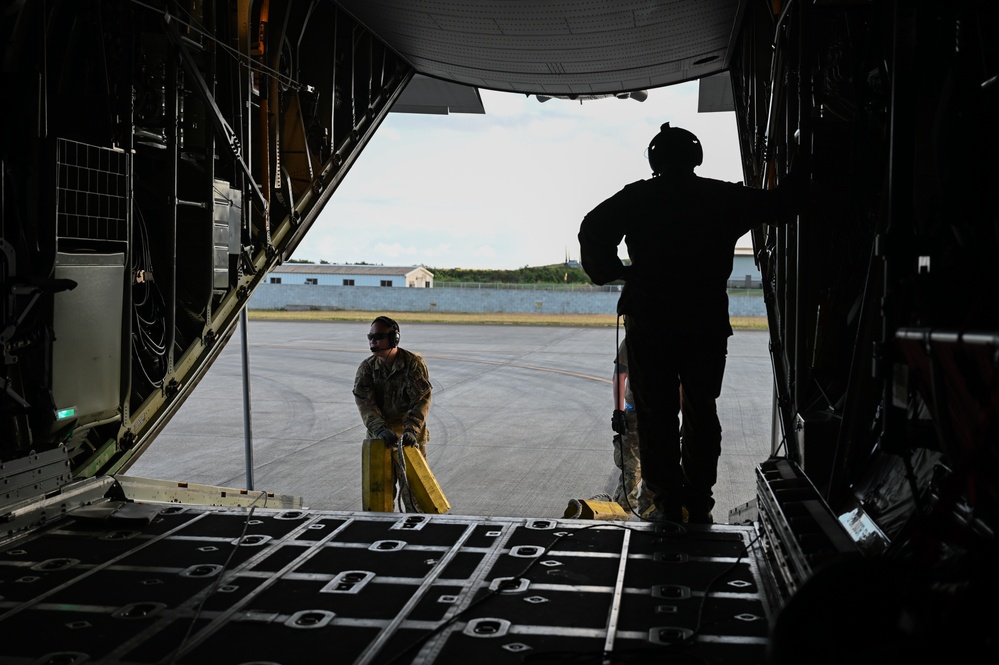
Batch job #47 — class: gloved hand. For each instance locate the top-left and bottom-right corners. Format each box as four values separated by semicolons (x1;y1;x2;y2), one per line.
375;426;398;447
611;409;628;434
401;429;418;447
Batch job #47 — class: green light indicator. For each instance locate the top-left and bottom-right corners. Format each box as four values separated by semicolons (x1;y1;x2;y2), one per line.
56;407;76;420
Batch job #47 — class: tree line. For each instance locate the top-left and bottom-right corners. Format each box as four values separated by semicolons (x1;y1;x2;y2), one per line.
427;264;597;285
283;260;625;285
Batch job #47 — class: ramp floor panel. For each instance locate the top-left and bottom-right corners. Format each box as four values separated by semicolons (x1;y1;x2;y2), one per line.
0;505;774;664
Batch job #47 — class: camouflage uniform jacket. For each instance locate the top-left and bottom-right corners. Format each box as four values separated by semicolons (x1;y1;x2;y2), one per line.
353;347;432;445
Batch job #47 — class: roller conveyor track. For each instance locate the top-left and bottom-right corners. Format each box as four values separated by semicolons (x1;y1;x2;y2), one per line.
0;504;775;664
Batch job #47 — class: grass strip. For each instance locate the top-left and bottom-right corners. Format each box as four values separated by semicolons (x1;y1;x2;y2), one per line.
247;309;769;330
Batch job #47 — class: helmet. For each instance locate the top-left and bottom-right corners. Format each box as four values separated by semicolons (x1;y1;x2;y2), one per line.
647;122;703;175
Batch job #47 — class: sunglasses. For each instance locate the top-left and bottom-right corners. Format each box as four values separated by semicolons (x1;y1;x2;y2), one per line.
367;333;391;341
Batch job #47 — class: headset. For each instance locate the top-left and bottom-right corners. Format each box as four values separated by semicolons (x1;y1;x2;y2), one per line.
647;122;703;176
372;315;401;348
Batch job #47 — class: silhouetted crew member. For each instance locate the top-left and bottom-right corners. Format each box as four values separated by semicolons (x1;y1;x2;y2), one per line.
353;316;432;511
578;122;801;523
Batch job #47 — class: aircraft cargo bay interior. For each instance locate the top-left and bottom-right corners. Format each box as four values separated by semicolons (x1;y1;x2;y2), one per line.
1;1;997;663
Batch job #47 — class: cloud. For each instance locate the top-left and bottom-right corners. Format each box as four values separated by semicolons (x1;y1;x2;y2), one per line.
295;81;749;269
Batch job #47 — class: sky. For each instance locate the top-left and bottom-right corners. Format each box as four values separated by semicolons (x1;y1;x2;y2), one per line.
291;80;749;270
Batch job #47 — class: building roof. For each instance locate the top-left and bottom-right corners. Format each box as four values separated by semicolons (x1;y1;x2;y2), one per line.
273;265;432;276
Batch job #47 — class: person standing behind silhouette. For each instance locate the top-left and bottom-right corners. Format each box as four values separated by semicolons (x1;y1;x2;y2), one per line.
353;315;432;511
612;335;649;516
578;122;803;524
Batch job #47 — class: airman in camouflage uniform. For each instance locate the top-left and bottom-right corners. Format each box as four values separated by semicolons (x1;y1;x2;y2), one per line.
353;316;432;511
612;338;649;515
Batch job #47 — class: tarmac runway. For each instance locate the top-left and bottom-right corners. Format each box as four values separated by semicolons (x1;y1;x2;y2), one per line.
125;320;778;522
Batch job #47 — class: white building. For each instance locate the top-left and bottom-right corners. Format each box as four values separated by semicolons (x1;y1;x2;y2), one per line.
730;247;762;287
267;264;434;288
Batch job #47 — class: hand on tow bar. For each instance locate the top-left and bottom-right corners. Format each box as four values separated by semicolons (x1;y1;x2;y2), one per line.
376;426;398;448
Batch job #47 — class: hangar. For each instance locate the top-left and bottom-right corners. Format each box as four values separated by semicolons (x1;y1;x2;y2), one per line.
269;264;434;287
